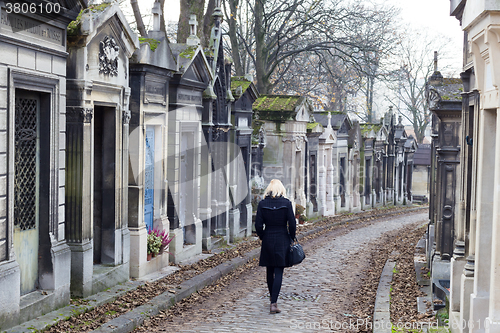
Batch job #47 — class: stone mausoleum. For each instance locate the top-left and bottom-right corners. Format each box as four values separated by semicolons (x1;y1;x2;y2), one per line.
65;2;139;297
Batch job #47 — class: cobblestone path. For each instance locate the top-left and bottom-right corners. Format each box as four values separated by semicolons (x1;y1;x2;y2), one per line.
147;211;428;333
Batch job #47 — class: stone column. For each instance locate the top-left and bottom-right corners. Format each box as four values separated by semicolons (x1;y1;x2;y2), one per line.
200;124;212;250
228;129;240;242
283;135;295;201
485;110;500;332
65;106;94;297
451;97;467;314
318;146;326;215
470;109;495;332
460;91;480;333
326;148;334;215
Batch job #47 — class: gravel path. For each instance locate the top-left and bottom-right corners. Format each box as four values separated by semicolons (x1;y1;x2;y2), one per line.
136;211;428;333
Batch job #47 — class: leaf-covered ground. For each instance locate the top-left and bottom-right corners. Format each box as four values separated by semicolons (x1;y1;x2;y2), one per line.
44;206;424;333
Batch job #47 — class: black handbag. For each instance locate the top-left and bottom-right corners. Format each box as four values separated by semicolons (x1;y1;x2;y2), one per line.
288;237;305;266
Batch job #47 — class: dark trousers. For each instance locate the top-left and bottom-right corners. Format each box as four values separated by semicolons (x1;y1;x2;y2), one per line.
266;266;284;303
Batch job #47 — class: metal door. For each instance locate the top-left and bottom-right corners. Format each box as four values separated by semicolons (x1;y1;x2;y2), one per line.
13;94;40;295
340;157;346;207
144;127;155;232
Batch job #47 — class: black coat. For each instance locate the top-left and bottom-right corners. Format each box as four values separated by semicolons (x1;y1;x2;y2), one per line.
255;196;297;267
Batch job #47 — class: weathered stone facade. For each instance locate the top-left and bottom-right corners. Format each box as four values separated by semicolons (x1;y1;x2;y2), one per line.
0;1;81;329
128;4;176;277
306;121;324;217
446;1;500;330
65;3;138;297
168;27;211;262
253;95;312;210
229;76;259;240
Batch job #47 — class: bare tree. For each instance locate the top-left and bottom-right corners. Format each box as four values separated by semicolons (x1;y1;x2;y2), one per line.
223;0;399;98
385;30;454;143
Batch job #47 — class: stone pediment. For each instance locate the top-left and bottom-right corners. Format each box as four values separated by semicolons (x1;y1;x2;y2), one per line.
319;128;336;144
337;116;352;135
70;2;139;58
295;103;312;122
132;31;177;72
66;3;139;84
363;129;376;138
376;126;388;143
170;44;212;87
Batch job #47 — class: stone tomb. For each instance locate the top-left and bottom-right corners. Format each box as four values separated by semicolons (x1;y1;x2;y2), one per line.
306;121;323;217
374;125;389;206
202;6;234;250
348;121;362;212
229;76;259;241
393;117;408;205
128;3;176;277
65;3;139;297
0;1;81;328
253;95;312;210
311;113;337;217
329;114;352;213
168;28;211;262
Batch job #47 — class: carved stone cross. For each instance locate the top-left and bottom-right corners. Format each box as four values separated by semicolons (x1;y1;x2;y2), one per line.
189;15;198;37
152;1;161;31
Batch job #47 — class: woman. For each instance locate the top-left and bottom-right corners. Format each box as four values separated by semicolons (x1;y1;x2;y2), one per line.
255;179;297;314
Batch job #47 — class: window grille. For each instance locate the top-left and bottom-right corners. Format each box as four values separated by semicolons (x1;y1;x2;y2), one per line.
14;97;37;230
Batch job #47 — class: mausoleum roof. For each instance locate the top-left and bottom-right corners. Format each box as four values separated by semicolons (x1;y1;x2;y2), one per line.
431;78;463;102
253;95;303;112
313;112;348;130
231;77;252;96
231;76;259;101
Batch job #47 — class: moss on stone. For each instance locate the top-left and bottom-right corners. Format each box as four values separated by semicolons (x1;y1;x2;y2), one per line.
231;77;252;96
307;122;320;130
139;37;161;51
179;45;198;59
67;3;112;36
253;95;302;112
360;123;381;135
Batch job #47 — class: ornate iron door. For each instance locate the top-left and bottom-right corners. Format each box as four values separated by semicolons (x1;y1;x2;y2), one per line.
13;94;40;295
144;127;154;232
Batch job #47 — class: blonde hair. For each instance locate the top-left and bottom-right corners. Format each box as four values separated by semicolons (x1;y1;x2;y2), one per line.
263;179;287;198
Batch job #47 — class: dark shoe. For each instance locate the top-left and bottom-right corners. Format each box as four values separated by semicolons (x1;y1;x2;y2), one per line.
270;303;281;314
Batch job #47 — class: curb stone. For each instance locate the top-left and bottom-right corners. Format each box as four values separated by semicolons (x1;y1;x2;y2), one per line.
4;206;426;333
91;248;261;333
372;220;430;333
373;259;395;333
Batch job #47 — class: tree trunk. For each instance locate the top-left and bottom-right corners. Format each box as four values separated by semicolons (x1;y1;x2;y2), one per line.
414;122;425;144
227;0;244;76
178;0;206;45
254;0;271;94
366;76;374;123
131;0;147;37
